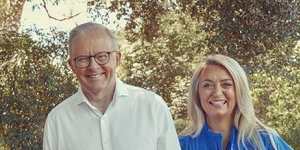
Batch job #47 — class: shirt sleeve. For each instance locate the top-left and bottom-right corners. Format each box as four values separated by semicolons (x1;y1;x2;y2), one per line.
43;114;57;150
272;132;294;150
261;131;294;150
178;136;189;150
155;95;181;150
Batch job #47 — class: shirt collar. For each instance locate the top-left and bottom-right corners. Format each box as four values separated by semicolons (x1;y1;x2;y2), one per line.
115;78;129;97
202;121;238;135
75;78;129;106
200;121;238;148
79;88;97;110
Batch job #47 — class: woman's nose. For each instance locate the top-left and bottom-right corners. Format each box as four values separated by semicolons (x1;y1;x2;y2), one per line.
213;84;223;97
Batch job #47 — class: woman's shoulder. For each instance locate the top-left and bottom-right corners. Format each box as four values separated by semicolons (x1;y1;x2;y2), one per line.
178;135;193;145
179;134;201;150
258;130;293;150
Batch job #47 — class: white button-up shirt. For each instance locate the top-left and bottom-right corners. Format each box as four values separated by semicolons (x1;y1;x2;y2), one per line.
43;79;181;150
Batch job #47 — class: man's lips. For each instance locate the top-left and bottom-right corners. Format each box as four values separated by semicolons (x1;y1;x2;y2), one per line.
86;72;105;78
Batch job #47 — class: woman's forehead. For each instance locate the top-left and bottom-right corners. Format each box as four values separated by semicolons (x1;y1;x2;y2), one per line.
199;64;233;81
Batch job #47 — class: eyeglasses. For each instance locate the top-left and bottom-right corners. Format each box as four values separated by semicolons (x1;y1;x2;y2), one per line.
73;51;118;68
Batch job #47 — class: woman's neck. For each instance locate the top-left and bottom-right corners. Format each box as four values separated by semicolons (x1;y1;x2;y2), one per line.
207;116;234;149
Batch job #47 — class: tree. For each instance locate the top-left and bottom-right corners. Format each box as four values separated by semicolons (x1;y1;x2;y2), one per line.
89;0;300;60
0;30;77;149
0;0;26;32
250;40;300;149
89;0;300;147
185;0;300;60
1;0;300;149
88;0;171;42
0;0;81;33
120;11;208;119
111;1;300;147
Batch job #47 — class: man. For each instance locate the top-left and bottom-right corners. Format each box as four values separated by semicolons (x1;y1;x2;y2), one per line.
43;22;181;150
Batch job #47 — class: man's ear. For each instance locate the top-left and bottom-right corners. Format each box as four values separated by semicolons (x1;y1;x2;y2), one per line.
116;52;121;66
68;59;75;72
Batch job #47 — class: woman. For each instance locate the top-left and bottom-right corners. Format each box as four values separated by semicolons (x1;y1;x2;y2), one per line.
179;54;293;150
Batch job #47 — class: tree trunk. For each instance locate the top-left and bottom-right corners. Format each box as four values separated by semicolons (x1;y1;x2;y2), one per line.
0;0;26;33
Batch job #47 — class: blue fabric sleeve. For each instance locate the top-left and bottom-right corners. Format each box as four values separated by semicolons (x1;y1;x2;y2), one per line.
260;131;294;150
179;135;197;150
179;136;188;150
272;133;294;150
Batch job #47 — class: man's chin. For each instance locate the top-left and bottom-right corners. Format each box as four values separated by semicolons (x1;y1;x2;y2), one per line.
80;83;105;93
80;79;115;94
88;86;106;93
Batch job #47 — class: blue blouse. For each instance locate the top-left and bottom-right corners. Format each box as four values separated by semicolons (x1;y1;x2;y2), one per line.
179;123;293;150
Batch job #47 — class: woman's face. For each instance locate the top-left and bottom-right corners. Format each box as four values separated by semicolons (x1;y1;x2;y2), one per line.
198;64;236;120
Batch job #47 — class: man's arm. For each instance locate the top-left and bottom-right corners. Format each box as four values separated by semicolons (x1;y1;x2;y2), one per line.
155;96;181;150
43;115;57;150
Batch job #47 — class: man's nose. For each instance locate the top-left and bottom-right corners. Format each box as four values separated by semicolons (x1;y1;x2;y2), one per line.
88;57;100;69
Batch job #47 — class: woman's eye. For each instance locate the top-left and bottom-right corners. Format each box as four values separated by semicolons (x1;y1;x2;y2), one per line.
222;83;233;87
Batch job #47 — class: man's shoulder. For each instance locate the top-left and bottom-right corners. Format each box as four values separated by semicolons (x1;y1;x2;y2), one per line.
47;92;79;119
121;82;167;106
125;83;157;95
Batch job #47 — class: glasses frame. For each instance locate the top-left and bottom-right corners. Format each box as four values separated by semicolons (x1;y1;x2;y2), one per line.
73;51;118;68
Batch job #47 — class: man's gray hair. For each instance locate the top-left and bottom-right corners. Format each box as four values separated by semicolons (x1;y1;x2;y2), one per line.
68;22;119;54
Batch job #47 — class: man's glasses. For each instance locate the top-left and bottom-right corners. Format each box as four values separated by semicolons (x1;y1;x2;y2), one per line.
73;51;118;68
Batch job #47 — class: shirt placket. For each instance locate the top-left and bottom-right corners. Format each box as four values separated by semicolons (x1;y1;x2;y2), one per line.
90;109;105;150
100;115;112;150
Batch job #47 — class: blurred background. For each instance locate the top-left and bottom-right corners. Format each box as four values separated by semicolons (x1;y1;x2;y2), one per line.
0;0;299;149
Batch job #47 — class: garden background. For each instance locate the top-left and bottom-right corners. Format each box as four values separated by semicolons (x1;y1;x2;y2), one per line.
0;0;299;149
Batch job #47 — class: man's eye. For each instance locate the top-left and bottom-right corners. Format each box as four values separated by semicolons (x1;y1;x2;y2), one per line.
77;57;89;62
96;55;107;60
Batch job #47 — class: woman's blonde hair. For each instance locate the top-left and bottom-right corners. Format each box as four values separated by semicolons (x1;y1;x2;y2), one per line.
182;54;276;149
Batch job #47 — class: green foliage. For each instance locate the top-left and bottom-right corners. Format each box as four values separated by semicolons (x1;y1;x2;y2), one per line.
185;0;300;57
0;0;299;149
112;1;300;146
120;12;208;119
115;2;300;147
93;0;300;59
0;30;76;149
250;41;300;149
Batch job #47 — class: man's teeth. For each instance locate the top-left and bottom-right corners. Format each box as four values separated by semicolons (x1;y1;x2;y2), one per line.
89;74;103;78
90;75;99;78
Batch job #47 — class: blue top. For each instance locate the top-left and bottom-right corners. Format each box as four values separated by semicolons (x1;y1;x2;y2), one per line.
179;123;293;150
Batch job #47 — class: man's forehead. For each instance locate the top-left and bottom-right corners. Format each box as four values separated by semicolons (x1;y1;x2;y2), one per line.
70;32;112;48
75;29;110;40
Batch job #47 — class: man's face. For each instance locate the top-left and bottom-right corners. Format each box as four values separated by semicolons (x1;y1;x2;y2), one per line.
69;33;120;95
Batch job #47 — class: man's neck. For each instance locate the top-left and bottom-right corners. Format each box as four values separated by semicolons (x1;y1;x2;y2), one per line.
89;91;114;113
82;81;116;113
